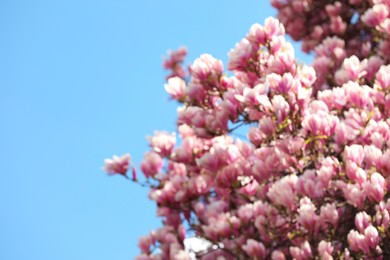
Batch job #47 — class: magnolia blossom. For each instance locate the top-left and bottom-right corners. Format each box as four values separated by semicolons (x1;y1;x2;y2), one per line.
103;153;132;178
105;2;390;258
164;77;186;100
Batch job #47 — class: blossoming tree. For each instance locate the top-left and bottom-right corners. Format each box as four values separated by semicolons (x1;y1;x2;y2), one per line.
104;1;390;259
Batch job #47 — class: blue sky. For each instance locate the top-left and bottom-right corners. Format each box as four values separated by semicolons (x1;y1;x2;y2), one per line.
0;1;311;259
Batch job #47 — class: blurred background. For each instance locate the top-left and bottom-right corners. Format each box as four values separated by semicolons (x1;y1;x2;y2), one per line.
0;1;311;259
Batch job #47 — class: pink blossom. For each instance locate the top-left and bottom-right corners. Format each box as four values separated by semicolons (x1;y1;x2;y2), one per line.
247;23;266;45
364;56;384;81
272;95;290;123
138;234;154;254
190;54;223;86
271;250;286;260
364;225;379;249
189;174;212;195
237;203;254;223
297;170;324;198
297;197;318;232
344;145;365;166
366;172;386;202
103;153;132;178
290;241;312;260
364;145;383;168
267;174;298;210
330;16;347;34
375;202;390;227
263;17;285;39
164;77;186;101
343;81;370;108
320;203;339;228
317;157;339;186
318;241;333;259
227;38;255;71
196;152;221;172
248;127;263;146
184;83;207;104
325;2;342;16
163;47;187;79
258;116;276;137
361;4;389;27
335;56;366;85
338;181;366;208
355;211;371;233
297;65;316;87
140;152;163;178
242;239;266;258
147;131;176;157
375;65;390;91
107;8;390;259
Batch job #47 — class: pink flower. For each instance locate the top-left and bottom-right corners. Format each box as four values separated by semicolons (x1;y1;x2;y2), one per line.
320;203;339;228
267;174;298;210
228;38;255;71
330;16;347;34
361;4;389;27
163;47;187;79
248;127;263;146
366;172;386;202
138;234;155;254
345;162;366;185
103;153;132;178
247;23;266;45
338;181;366;208
272;95;290;123
318;241;333;260
242;239;266;258
364;225;379;249
189;174;212;195
184;83;207;104
263;17;285;39
196;152;221;172
335;56;366;85
258;116;276;137
164;77;186;101
297;197;318;231
364;145;382;168
140;152;163;178
163;47;187;69
355;211;371;233
238;204;254;223
290;241;312;260
271;250;286;260
267;73;300;95
364;56;384;81
297;170;324;198
348;229;371;254
302;113;322;135
343;82;370;108
317;157;339;186
326;2;342;16
375;202;390;227
268;41;295;74
190;54;223;86
147;131;176;157
297;65;317;87
375;65;390;91
344;145;365;166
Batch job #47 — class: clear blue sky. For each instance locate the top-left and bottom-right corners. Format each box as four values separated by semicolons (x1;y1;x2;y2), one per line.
0;1;311;259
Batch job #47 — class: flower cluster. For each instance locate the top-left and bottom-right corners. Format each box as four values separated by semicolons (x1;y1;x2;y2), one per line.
271;0;390;93
104;2;390;259
162;46;188;80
